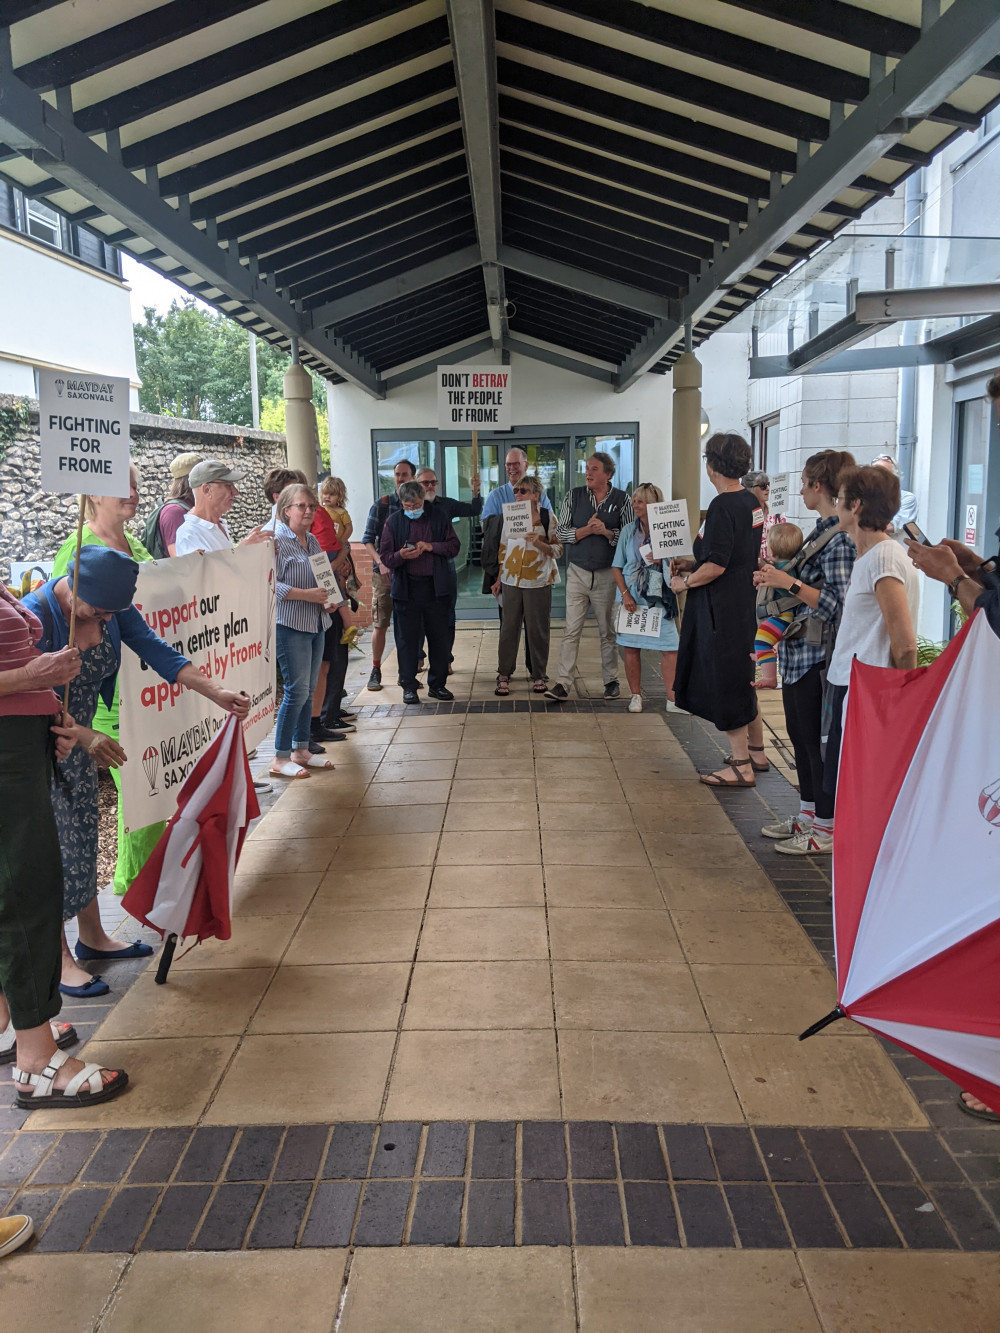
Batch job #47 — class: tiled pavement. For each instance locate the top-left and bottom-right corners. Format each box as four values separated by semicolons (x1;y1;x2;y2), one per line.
1;625;997;1330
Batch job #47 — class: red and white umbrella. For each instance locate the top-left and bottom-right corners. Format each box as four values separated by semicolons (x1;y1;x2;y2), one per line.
123;714;259;970
801;610;1000;1114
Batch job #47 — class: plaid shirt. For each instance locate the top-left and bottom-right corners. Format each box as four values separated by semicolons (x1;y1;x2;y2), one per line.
776;516;856;685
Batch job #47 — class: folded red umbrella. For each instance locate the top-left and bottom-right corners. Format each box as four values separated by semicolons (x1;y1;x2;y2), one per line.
123;714;259;948
801;609;1000;1113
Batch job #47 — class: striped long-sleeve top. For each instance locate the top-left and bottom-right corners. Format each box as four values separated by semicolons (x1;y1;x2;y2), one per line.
274;523;333;636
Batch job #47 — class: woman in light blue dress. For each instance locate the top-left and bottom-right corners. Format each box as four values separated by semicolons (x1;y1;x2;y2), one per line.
612;483;682;713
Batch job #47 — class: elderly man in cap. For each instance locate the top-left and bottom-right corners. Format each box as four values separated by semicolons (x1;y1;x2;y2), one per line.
174;459;270;555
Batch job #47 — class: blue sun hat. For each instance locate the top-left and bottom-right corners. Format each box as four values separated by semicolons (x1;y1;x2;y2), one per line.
65;545;139;611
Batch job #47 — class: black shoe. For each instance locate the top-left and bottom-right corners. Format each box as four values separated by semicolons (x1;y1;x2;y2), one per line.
311;724;341;741
367;666;382;691
327;719;357;733
308;740;326;754
339;710;358;722
427;686;454;701
398;678;423;688
544;683;568;702
402;688;420;705
604;680;621;700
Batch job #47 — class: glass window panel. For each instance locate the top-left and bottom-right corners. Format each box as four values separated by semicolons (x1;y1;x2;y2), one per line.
374;440;436;496
573;434;635;492
25;198;61;249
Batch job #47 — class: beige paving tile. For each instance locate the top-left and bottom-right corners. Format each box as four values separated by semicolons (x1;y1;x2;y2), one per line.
577;1250;822;1333
692;964;863;1036
404;961;553;1029
797;1252;1000;1333
334;831;440;867
560;1031;742;1122
454;756;533;780
656;866;783;911
544;865;664;909
205;1031;394;1123
629;801;735;835
621;777;717;805
437;830;540;865
0;1254;129;1333
541;829;649;867
718;1033;928;1127
447;777;535;803
385;1030;560;1119
361;779;453;806
458;735;536;758
534;757;618;783
672;909;819;966
548;908;681;961
397;714;465;729
376;759;457;782
533;739;611;758
538;777;626;803
97;968;272;1039
284;908;422;965
389;725;464;745
106;1251;347;1333
311;865;431;911
537;801;633;832
616;760;701;785
340;1249;575;1333
347;803;446;836
553;962;708;1031
332;741;391;763
171;915;299;970
27;1036;238;1129
236;838;339;877
271;778;370;808
642;830;760;869
384;740;461;763
419;907;549;961
428;864;545;907
250;962;409;1033
231;871;322;917
443;801;538;832
248;805;354;840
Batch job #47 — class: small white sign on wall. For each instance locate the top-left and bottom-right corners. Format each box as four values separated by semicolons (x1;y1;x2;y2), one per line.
39;369;131;498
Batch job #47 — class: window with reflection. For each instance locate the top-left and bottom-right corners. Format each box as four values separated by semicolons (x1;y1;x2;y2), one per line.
572;434;635;492
374;440;437;496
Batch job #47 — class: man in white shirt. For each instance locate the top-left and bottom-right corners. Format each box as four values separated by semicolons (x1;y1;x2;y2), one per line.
174;459;269;555
873;454;918;533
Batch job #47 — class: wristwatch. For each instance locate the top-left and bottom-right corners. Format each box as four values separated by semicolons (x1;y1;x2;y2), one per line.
947;573;967;597
788;580;802;597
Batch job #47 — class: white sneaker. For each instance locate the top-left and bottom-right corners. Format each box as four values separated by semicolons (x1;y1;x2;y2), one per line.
761;814;811;841
774;829;833;856
628;694;643;713
665;699;689;714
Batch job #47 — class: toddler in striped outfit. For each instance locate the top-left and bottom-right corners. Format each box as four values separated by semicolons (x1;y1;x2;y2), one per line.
755;522;804;688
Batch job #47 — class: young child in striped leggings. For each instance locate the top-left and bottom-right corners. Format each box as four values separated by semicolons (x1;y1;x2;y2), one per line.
755;522;804;688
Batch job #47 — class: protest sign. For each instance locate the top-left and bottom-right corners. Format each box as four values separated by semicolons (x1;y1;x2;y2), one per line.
647;500;693;560
769;473;790;514
119;544;276;829
501;500;532;539
308;550;345;605
438;364;512;429
617;605;663;638
39;369;131;498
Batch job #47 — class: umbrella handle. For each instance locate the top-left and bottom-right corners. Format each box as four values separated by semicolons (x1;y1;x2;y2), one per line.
798;1006;846;1041
154;933;178;985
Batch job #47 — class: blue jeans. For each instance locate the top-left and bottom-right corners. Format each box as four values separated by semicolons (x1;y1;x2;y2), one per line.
275;624;325;755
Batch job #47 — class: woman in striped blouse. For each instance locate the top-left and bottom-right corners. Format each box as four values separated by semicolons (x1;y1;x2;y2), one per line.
269;484;337;780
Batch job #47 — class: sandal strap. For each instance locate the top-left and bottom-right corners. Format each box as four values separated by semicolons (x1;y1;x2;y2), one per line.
63;1062;105;1097
16;1047;71;1098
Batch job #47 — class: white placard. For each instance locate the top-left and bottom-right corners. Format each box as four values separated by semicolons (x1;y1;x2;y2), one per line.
39;369;131;497
9;559;54;586
769;473;790;513
617;604;663;638
501;500;532;539
308;550;345;606
647;500;693;560
119;545;276;829
437;364;512;429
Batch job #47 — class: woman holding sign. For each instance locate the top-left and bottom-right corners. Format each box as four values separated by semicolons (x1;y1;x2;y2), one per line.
612;483;680;712
491;474;563;694
269;484;337;780
669;433;763;787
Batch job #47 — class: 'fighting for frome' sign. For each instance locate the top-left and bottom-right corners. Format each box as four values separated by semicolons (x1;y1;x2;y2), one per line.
39;369;131;498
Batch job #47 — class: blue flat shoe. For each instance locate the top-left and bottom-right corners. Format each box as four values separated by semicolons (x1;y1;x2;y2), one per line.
59;976;110;998
74;940;153;962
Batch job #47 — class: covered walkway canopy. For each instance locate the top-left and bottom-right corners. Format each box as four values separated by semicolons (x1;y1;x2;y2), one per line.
1;0;999;397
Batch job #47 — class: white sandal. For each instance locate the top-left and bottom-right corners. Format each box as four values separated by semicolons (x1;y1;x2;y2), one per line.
13;1047;128;1109
0;1019;77;1066
270;760;309;780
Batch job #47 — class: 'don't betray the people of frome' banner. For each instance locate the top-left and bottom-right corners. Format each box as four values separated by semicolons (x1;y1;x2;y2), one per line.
118;544;276;830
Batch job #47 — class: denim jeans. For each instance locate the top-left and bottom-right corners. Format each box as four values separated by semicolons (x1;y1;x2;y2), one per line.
275;623;325;755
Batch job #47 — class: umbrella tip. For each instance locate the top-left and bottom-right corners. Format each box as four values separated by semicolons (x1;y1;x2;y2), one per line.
798;1006;846;1041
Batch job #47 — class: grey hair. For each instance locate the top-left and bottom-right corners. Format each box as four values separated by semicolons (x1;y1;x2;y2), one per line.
397;480;425;504
505;446;528;461
742;470;769;490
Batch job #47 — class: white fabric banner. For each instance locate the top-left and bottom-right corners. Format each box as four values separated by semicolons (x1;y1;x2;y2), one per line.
119;545;276;830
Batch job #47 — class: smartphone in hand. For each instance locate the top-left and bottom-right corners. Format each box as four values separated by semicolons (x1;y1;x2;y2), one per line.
902;521;931;546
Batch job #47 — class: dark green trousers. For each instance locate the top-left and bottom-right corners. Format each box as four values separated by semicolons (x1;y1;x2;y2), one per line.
0;715;64;1029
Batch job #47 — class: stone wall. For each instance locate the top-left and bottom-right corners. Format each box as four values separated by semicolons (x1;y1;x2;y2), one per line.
0;395;286;582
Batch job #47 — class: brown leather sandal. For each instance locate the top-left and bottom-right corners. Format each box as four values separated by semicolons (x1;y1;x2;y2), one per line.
725;745;770;773
700;759;756;788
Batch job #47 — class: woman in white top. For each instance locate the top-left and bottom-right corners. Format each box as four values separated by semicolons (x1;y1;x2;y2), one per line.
491;474;563;694
780;465;919;858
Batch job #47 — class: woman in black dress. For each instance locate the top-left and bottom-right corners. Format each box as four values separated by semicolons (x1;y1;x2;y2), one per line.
670;433;763;787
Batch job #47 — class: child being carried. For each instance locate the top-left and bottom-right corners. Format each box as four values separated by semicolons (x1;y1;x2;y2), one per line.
755;522;803;689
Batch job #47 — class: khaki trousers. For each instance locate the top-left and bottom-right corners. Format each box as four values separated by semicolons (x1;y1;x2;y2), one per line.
554;563;619;690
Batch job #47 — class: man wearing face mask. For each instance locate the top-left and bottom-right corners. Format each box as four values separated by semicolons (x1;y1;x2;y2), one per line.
379;482;461;704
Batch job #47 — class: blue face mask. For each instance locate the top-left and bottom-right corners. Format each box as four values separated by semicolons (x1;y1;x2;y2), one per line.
403;507;424;520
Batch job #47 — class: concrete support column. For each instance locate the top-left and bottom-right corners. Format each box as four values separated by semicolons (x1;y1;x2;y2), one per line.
283;361;318;484
671;350;703;527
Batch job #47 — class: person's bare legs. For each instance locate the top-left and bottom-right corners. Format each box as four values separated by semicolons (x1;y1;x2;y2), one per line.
623;647;642;696
62;896;135;988
748;712;764;750
0;999;119;1092
702;726;752;784
371;625;386;667
660;650;677;701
